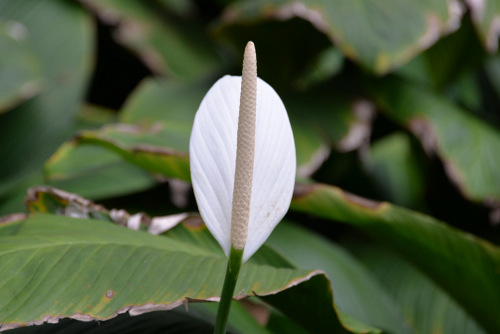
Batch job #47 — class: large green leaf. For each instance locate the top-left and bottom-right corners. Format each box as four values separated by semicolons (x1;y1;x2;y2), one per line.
345;239;487;334
0;214;352;333
44;77;205;198
0;0;93;208
367;77;500;204
217;0;462;74
79;0;221;79
0;20;41;113
267;222;406;334
291;182;500;333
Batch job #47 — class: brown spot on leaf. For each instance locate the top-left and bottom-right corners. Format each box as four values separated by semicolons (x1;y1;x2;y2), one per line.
57;72;72;86
105;290;115;299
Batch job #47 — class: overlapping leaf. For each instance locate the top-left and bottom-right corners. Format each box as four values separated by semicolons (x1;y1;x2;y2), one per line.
346;239;487;334
291;182;500;333
286;91;374;177
0;214;352;333
19;186;382;333
74;124;190;181
217;0;463;74
79;0;221;79
0;0;93;212
267;222;405;334
120;78;208;126
367;77;500;204
45;78;206;187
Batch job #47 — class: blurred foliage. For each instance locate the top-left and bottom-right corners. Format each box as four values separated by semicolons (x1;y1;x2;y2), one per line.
1;0;500;333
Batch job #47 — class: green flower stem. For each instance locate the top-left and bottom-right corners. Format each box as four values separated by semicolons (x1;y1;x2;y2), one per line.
213;246;244;334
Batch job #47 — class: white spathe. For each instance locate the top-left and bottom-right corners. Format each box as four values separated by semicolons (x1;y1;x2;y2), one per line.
189;75;296;262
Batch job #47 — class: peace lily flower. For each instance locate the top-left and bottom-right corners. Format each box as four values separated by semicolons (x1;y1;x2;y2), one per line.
189;42;296;263
190;42;295;333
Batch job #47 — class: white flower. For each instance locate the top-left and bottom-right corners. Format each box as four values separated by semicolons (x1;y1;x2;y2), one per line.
189;45;296;262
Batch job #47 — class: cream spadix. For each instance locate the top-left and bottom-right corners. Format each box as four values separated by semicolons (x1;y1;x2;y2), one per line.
189;45;296;263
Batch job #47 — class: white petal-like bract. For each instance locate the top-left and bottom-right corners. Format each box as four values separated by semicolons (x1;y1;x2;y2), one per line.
189;75;296;262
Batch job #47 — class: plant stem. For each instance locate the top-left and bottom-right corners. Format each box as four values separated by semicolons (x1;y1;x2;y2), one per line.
213;246;243;334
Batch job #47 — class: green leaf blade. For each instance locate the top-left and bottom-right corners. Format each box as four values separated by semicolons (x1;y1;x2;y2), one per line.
0;214;348;333
268;222;408;334
291;183;500;333
368;77;500;204
218;0;461;74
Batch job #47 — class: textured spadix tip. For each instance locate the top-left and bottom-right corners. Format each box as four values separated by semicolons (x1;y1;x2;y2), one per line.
230;41;257;251
189;43;296;263
243;41;256;68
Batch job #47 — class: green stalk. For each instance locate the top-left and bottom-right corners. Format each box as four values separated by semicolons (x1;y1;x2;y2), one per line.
213;246;244;334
